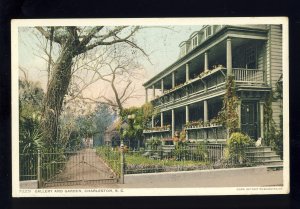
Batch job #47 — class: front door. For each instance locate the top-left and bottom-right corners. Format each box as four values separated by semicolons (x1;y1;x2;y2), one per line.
241;101;258;139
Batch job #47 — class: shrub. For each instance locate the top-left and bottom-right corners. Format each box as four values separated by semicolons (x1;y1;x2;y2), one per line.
224;132;254;165
146;138;162;150
193;142;209;161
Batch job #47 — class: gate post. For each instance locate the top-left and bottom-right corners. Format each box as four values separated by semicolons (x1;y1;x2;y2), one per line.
120;143;125;184
37;149;42;188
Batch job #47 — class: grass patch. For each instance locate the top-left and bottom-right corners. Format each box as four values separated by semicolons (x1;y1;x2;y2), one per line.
125;154;207;166
96;146;211;174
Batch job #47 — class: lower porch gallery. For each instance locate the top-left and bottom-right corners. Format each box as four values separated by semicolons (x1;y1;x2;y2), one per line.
143;96;265;144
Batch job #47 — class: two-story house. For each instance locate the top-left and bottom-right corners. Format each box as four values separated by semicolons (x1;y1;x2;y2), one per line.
143;24;283;144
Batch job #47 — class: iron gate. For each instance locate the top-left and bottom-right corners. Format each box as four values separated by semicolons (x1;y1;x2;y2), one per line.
40;148;119;187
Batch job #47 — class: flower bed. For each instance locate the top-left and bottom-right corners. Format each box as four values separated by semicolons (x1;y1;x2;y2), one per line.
124;154;209;174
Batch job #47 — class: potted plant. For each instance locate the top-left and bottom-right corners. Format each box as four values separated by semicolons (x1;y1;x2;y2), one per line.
204;121;210;127
199;120;204;127
210;117;218;126
179;129;186;142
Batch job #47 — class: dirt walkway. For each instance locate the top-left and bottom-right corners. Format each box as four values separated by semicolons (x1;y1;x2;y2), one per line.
46;148;117;188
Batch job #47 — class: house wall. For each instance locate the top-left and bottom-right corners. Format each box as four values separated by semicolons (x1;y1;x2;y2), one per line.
232;42;265;71
268;25;283;129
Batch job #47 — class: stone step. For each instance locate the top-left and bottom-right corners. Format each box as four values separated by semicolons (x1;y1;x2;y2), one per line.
246;146;272;152
248;155;282;161
253;160;283;166
245;151;276;157
267;165;284;171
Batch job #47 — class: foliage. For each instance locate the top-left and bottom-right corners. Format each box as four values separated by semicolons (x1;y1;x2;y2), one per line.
126;154;203;166
218;76;239;135
96;146;121;175
124;148;209;174
54;103;114;150
74;104;114;145
192;142;209;160
32;26;148;146
119;103;155;148
172;141;208;161
179;130;186;141
224;132;254;164
263;77;283;155
93;104;114;146
124;154;208;173
76;114;97;138
19;119;44;154
19;79;45;153
173;141;189;160
146;138;162;150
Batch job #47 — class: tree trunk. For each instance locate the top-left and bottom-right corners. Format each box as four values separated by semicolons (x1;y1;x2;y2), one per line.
41;48;73;147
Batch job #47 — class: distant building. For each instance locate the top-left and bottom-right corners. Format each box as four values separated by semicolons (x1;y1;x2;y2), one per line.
104;120;120;146
143;25;283;143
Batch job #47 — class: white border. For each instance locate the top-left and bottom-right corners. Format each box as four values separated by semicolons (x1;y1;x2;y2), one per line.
11;17;289;197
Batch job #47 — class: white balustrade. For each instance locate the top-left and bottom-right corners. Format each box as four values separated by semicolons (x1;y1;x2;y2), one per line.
233;68;264;84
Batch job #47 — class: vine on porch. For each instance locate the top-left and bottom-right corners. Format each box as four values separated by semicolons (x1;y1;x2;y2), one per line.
218;75;239;136
263;77;283;155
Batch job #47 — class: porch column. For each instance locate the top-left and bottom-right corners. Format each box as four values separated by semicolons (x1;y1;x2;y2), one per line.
172;71;175;88
204;100;208;123
161;112;164;127
185;105;189;123
172;109;175;137
152;115;155;128
185;106;189;141
161;79;164;93
237;100;242;129
186;63;190;82
226;38;232;76
260;102;264;138
145;88;148;103
152;85;155;99
204;51;209;72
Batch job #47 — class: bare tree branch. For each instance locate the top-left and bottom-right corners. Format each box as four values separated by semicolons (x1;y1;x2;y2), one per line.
80;26;139;54
35;27;64;44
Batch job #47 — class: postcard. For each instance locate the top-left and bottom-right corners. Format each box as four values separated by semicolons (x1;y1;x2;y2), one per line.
11;17;289;197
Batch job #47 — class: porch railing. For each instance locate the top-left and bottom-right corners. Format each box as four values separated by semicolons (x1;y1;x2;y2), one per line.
233;68;265;85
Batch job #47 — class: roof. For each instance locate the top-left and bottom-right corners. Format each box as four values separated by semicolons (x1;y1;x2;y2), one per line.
105;118;121;133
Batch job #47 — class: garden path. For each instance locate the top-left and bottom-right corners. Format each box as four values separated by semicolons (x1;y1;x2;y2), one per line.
47;148;117;186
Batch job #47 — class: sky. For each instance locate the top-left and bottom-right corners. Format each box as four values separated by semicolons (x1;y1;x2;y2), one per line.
18;25;202;109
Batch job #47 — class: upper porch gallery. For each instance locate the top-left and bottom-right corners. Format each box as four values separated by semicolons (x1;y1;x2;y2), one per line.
143;25;269;109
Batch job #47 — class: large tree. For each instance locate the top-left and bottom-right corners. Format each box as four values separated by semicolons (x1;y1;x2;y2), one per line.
35;26;146;147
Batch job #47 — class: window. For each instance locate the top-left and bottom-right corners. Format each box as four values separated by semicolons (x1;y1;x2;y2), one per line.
205;26;213;39
192;35;198;49
245;45;257;69
180;45;186;57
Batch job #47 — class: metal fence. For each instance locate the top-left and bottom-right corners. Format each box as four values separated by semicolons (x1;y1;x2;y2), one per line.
20;153;38;181
42;148;119;187
20;148;119;187
19;144;283;186
122;143;283;174
95;146;121;177
124;144;224;174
